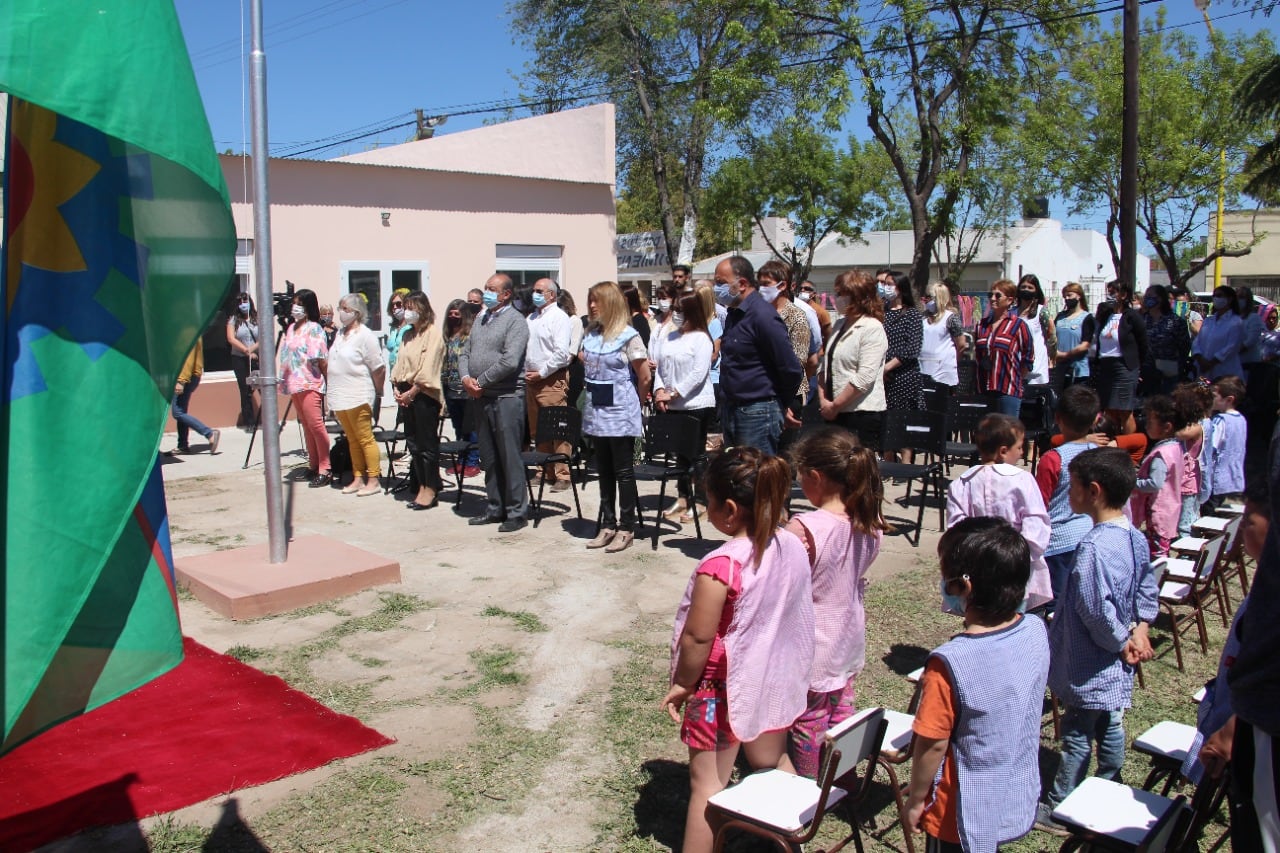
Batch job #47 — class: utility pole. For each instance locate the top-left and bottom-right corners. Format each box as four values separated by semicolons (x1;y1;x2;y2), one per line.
1119;0;1139;292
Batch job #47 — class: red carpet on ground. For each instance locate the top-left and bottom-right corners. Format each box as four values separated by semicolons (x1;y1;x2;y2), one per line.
0;638;393;852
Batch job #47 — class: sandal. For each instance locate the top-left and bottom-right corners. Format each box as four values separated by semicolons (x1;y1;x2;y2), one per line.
679;508;700;524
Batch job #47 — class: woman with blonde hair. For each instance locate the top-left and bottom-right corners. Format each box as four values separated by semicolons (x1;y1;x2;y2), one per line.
1054;282;1094;388
818;271;888;451
582;281;651;553
392;291;445;509
919;280;968;393
327;292;386;496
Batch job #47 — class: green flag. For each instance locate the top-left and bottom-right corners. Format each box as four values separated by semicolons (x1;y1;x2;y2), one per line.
1;0;235;751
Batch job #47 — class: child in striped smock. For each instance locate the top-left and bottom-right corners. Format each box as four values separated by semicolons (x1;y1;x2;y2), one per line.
661;448;815;853
905;517;1050;853
784;427;887;778
1035;385;1101;609
1172;382;1215;537
1206;375;1247;512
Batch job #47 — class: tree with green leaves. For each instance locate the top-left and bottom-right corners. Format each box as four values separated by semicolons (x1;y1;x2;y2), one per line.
1238;54;1280;203
1037;14;1274;287
510;0;822;266
781;0;1086;291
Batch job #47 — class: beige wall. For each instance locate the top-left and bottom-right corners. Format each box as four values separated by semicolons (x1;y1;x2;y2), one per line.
1218;210;1280;279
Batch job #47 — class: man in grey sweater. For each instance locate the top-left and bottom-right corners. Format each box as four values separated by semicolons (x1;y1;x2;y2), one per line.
460;274;530;531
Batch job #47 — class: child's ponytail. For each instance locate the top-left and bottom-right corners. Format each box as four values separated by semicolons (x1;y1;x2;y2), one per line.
704;447;789;569
789;426;887;534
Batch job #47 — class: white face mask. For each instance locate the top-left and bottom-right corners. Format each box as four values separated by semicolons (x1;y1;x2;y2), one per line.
924;300;938;315
797;291;813;302
392;308;405;322
658;299;671;313
291;305;306;321
759;284;780;303
670;312;685;329
403;309;420;325
338;309;356;327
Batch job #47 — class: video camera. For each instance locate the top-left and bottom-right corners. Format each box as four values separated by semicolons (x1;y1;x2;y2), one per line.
272;280;296;328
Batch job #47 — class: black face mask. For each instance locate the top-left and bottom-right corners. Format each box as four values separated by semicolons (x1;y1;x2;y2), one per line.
1018;290;1035;301
1064;298;1079;310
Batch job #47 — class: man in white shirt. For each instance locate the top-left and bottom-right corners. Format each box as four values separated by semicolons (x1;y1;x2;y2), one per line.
525;278;576;491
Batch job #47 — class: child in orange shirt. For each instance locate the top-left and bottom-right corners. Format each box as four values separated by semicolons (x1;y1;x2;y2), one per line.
906;517;1050;853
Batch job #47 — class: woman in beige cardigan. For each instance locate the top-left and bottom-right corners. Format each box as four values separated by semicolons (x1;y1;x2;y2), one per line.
392;291;446;510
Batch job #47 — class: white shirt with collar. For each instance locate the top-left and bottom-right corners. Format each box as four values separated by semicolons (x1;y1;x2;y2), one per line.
525;302;575;378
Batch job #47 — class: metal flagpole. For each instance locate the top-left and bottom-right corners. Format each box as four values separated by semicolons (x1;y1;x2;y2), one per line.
249;0;288;563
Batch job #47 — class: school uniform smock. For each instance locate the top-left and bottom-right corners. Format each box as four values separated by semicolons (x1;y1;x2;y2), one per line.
582;327;646;438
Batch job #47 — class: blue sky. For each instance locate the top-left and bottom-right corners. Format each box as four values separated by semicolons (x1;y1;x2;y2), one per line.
175;1;1277;235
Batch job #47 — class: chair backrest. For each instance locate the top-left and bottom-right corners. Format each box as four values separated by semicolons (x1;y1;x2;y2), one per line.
946;396;993;442
1219;514;1244;559
823;707;887;797
1194;533;1228;583
644;412;703;464
882;410;947;457
956;359;977;396
1137;794;1188;853
535;405;582;444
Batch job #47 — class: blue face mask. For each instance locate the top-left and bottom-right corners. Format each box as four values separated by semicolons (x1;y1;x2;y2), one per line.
940;578;968;616
714;282;733;305
532;291;547;308
879;284;896;301
482;290;499;309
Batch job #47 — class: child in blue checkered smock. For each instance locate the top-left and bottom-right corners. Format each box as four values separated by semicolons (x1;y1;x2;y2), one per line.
905;517;1049;853
1038;447;1159;832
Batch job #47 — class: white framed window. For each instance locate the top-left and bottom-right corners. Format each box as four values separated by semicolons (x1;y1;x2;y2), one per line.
339;261;431;332
496;244;562;288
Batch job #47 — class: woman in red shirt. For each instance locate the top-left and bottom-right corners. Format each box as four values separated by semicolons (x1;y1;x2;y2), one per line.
975;279;1033;417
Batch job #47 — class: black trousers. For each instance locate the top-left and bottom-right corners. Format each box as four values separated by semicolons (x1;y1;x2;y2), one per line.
231;354;257;427
594;435;639;530
403;392;443;491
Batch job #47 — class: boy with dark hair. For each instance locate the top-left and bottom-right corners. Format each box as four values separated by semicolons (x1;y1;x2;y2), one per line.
907;517;1050;853
1036;385;1100;606
1038;447;1159;833
1207;375;1247;512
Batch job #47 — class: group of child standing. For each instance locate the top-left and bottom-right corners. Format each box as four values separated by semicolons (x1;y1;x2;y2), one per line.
662;374;1249;853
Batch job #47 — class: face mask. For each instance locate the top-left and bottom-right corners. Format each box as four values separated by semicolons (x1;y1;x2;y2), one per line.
835;295;851;313
291;305;306;321
940;578;968;616
670;312;685;329
879;284;896;301
238;302;250;314
759;285;780;303
320;315;332;325
714;283;733;305
797;291;813;303
1143;297;1159;309
923;300;938;315
403;309;420;325
532;291;547;308
658;299;671;312
482;290;499;309
1018;289;1035;301
392;307;405;322
1064;297;1079;310
338;309;356;327
1213;297;1229;311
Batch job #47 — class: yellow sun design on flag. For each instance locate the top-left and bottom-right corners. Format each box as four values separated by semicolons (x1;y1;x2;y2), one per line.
4;100;101;311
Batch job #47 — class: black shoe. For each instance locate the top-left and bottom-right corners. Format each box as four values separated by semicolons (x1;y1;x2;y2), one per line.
407;497;439;511
469;515;504;526
498;518;528;533
309;473;333;488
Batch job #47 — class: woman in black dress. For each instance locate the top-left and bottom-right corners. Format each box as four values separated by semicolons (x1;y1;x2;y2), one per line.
881;272;923;463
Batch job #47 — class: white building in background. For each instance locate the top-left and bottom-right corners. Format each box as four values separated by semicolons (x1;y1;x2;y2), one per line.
692;216;1149;309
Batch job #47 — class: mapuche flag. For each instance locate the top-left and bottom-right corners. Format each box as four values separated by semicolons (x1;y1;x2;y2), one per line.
1;1;235;751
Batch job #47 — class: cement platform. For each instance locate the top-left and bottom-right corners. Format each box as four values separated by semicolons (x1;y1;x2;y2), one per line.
175;534;401;620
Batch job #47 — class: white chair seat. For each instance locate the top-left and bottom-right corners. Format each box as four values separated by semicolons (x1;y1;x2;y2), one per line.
708;768;848;832
1191;516;1230;533
1160;580;1192;600
1052;777;1178;846
1133;721;1197;764
906;666;923;683
1160;558;1196;580
1170;537;1208;554
1216;503;1245;516
1193;686;1207;703
881;710;915;755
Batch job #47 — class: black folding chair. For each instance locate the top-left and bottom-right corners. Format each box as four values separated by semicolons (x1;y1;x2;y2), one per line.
943;395;992;473
634;412;706;550
438;400;479;507
1019;386;1054;472
522;406;584;527
879;410;947;547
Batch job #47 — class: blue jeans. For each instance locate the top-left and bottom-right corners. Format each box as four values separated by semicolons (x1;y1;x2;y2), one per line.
1047;707;1126;806
722;399;783;455
172;374;213;449
1179;494;1199;538
992;393;1022;418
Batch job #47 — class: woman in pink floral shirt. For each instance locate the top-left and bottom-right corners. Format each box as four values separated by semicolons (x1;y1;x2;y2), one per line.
278;288;332;486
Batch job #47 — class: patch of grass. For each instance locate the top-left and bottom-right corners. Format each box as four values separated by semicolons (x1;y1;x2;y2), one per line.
285;600;349;620
354;655;390;668
471;574;491;581
226;644;266;663
456;647;525;694
145;816;208;852
481;605;549;633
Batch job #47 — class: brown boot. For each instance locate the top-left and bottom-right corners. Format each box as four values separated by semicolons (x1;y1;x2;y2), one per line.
604;530;635;553
586;528;617;549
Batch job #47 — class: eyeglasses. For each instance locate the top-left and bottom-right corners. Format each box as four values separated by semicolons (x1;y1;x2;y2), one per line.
391;302;404;308
988;292;1004;300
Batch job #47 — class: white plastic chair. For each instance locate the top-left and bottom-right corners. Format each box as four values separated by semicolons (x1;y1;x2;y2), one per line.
1052;777;1187;853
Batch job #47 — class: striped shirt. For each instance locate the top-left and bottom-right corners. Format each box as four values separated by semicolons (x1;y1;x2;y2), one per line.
975;313;1033;398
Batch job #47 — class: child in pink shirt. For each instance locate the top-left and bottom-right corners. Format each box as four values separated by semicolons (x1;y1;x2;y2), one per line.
1131;395;1186;558
662;448;815;853
946;414;1053;610
785;427;886;778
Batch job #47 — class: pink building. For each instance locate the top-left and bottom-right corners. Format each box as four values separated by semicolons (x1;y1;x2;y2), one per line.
186;104;617;428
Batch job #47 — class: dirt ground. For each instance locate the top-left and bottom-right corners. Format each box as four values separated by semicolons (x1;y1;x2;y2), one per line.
35;416;940;852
